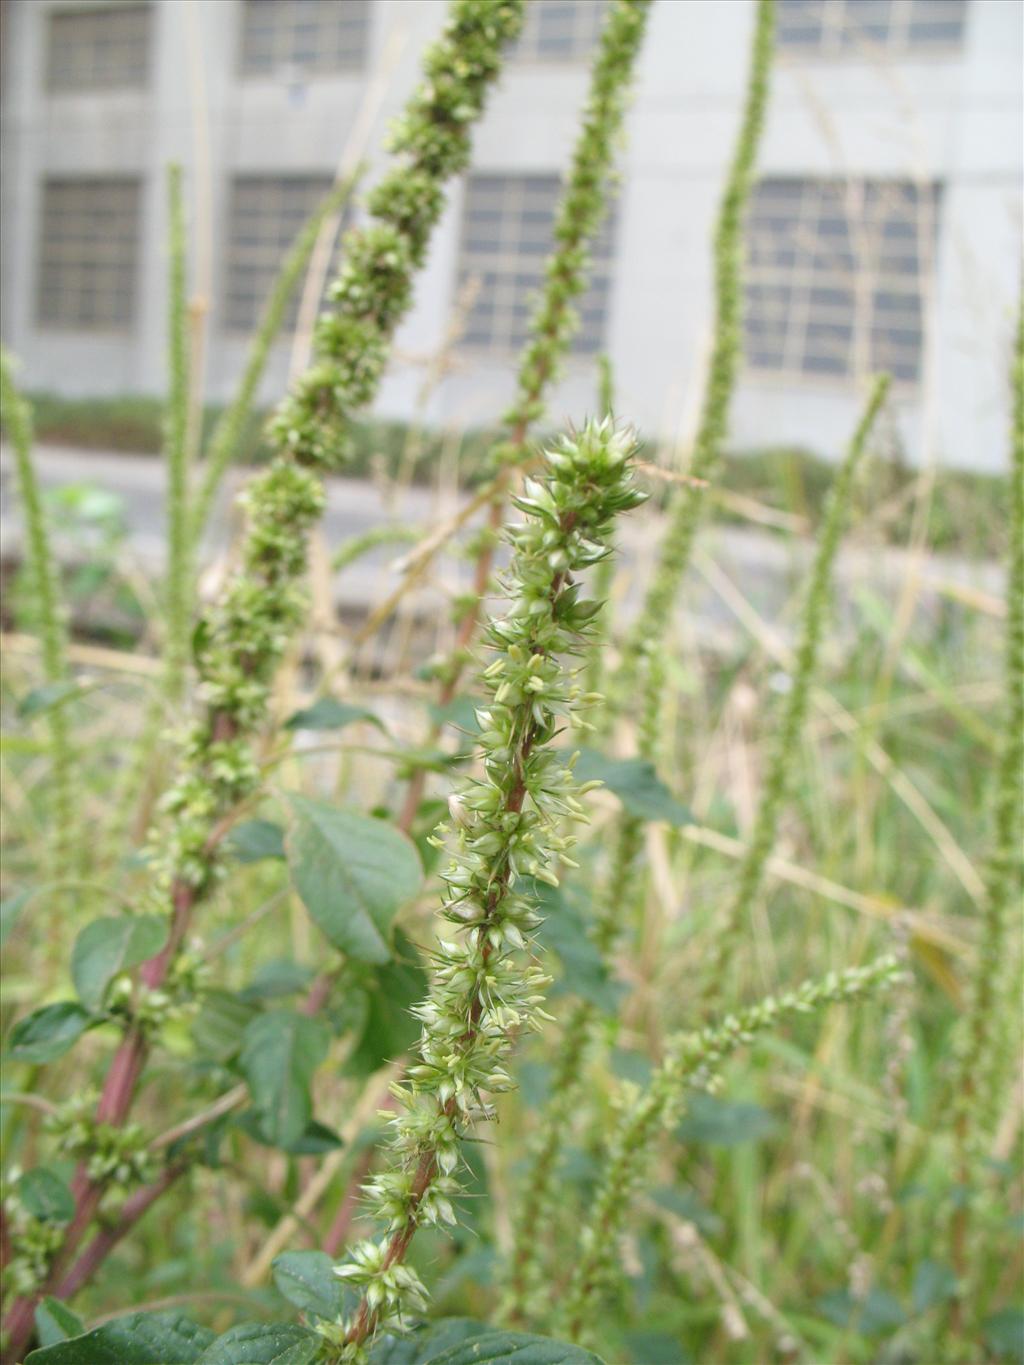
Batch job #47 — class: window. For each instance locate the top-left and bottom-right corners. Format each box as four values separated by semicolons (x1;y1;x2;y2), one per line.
511;0;608;62
37;178;141;330
457;174;615;354
46;5;152;92
239;0;370;77
777;0;969;56
744;178;939;384
223;175;344;333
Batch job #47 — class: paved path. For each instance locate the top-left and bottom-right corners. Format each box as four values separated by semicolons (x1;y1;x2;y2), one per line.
0;443;1004;649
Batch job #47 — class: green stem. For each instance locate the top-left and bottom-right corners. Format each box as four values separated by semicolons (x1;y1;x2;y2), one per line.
618;0;776;690
163;164;192;705
190;172;361;545
947;291;1024;1323
698;375;889;1014
560;955;902;1342
0;352;74;882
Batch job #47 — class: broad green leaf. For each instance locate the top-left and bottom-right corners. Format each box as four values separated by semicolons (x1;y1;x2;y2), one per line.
192;990;258;1064
34;1299;85;1348
649;1184;723;1237
529;880;623;1014
817;1286;906;1336
343;932;428;1078
574;749;692;825
236;1111;342;1156
239;1009;329;1147
241;959;315;1002
18;680;81;719
427;696;481;734
8;1001;93;1064
984;1308;1024;1363
912;1258;957;1313
71;915;168;1011
271;1250;343;1320
0;887;32;946
196;1323;320;1365
285;697;383;732
367;1319;604;1364
285;797;422;965
622;1332;692;1365
25;1310;215;1363
677;1094;779;1147
17;1167;74;1223
226;820;286;863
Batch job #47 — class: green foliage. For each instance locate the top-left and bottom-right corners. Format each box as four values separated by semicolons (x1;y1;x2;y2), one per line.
70;915;169;1012
8;1003;93;1064
239;1010;330;1148
1;2;1020;1363
24;1311;214;1363
699;375;890;1013
573;749;691;825
284;799;422;964
0;351;74;883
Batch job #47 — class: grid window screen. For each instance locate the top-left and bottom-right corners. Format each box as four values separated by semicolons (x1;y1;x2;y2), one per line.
458;174;615;355
511;0;608;62
777;0;969;55
46;5;152;92
744;178;939;384
37;178;141;330
223;175;342;334
239;0;370;77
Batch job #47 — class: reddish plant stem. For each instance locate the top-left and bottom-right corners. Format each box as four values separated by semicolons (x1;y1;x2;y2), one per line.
344;694;544;1346
54;1163;188;1302
1;727;234;1362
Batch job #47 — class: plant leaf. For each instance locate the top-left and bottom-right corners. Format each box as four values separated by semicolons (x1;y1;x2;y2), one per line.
241;959;315;1002
7;1001;94;1064
343;931;429;1078
677;1094;779;1147
574;749;692;825
271;1250;343;1320
285;697;384;732
18;680;82;719
529;880;624;1014
226;820;286;863
817;1286;907;1336
912;1258;957;1313
285;797;422;965
0;888;32;946
192;991;258;1065
196;1323;321;1365
236;1111;343;1156
238;1009;330;1147
16;1167;74;1223
34;1299;85;1349
25;1310;215;1363
70;915;169;1011
367;1319;604;1364
984;1308;1024;1363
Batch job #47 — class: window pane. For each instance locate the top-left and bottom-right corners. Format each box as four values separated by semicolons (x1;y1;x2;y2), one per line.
36;178;141;329
239;0;370;76
46;5;152;92
511;0;608;62
744;176;939;385
222;175;343;333
777;0;968;53
457;172;616;354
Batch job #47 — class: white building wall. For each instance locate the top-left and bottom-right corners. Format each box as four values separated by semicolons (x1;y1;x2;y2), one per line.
1;0;1020;472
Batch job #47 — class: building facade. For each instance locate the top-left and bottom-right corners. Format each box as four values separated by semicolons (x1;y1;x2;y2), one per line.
0;0;1020;472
